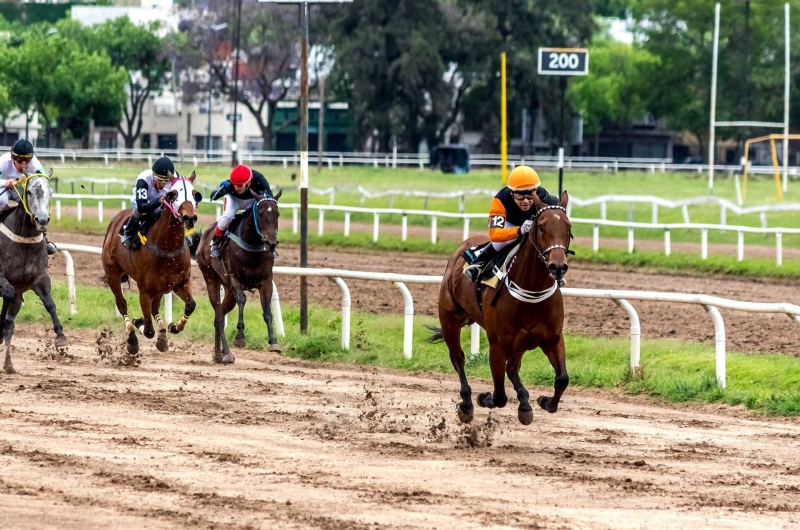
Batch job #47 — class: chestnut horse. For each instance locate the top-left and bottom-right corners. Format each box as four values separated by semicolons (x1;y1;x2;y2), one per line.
101;173;201;355
432;191;572;425
196;189;283;364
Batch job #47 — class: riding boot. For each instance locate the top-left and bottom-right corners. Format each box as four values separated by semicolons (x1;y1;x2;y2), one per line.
45;236;57;256
210;234;223;259
121;217;141;250
464;245;498;282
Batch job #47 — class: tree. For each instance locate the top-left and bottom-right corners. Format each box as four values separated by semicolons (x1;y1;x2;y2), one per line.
179;0;323;150
569;38;659;155
57;17;170;148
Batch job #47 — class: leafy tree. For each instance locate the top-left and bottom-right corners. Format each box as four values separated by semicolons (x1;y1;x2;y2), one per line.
57;17;170;148
569;38;659;155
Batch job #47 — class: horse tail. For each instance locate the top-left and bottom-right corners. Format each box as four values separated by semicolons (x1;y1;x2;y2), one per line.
99;275;108;287
425;325;444;344
187;231;202;260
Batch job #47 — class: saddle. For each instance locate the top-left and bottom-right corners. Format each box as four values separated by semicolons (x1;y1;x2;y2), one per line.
218;211;248;253
462;240;520;287
118;212;160;249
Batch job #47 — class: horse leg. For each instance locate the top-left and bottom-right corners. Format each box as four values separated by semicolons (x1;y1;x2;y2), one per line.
106;268;138;354
506;354;533;425
134;291;156;339
233;288;247;349
259;281;282;353
32;276;68;349
218;288;236;364
477;343;509;410
3;293;23;374
537;335;569;414
151;295;169;353
168;282;197;335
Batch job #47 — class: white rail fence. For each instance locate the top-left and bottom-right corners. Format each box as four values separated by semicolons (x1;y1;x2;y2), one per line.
19;145;800;177
51;193;800;265
56;243;800;389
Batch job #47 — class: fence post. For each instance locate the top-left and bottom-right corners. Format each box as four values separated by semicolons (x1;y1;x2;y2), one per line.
60;153;65;165
470;323;481;356
760;211;768;229
318;209;325;236
270;282;284;337
613;299;640;372
98;201;103;223
164;293;173;326
431;216;437;245
56;200;61;221
600;201;607;220
394;282;414;359
593;224;599;253
682;205;690;223
77;200;82;222
628;226;634;253
664;228;671;256
373;213;380;242
401;214;408;242
776;232;783;266
344;212;351;237
701;228;708;259
339;153;343;167
327;159;333;170
283;158;288;169
373;158;378;168
613;158;619;173
737;231;744;261
703;304;727;389
193;157;198;167
332;277;350;350
292;207;298;234
458;195;465;213
720;205;727;232
462;218;470;241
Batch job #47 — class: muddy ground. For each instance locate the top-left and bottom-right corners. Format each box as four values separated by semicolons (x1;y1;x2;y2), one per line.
1;330;800;529
48;231;800;354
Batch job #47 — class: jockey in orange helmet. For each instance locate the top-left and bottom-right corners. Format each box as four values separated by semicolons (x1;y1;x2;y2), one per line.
463;165;559;282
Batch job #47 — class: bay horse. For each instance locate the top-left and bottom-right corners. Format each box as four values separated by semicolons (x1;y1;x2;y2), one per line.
432;191;572;425
196;189;282;364
0;171;67;374
101;173;201;356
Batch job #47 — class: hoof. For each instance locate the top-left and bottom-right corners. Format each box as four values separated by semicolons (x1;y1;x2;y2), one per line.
221;353;235;365
155;331;168;353
537;396;556;413
168;323;179;335
477;392;492;408
518;406;534;426
268;343;282;353
55;335;68;348
457;404;474;424
234;336;246;348
126;330;139;355
4;365;16;375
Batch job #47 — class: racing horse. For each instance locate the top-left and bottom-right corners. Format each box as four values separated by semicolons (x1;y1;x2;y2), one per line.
431;191;572;425
0;171;67;373
101;173;201;355
196;189;283;364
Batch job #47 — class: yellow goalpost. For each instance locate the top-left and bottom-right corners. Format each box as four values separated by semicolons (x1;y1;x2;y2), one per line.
742;134;800;201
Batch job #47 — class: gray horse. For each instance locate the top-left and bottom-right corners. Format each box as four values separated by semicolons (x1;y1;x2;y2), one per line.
0;171;68;374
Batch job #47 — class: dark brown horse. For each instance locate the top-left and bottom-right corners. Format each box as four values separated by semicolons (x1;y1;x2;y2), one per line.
101;173;201;355
432;191;572;425
196;189;282;364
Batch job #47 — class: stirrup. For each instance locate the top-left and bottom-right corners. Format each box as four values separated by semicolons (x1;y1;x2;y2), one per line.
463;264;481;282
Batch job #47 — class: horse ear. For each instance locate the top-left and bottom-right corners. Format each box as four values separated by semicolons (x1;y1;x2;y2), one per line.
559;190;569;209
189;171;196;183
165;190;178;203
46;168;54;178
530;190;545;210
274;189;283;201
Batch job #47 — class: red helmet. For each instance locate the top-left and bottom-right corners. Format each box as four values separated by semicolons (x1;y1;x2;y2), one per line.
230;165;252;186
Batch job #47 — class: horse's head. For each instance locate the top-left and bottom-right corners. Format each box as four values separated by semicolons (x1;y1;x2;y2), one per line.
25;170;54;233
163;171;202;232
529;190;572;282
251;188;282;253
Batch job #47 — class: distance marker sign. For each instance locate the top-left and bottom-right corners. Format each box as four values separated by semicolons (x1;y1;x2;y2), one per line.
538;48;589;76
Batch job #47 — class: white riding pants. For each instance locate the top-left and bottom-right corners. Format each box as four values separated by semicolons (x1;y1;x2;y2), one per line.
218;195;255;232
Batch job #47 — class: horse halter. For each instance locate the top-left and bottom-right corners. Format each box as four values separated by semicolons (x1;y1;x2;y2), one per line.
251;195;277;242
529;205;575;264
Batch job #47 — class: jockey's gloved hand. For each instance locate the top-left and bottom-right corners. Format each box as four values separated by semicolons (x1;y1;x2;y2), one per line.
210;181;231;201
519;220;533;235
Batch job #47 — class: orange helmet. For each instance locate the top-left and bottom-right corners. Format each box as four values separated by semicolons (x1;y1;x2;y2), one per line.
507;165;540;191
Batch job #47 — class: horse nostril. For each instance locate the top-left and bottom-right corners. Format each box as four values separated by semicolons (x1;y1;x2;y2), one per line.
192;215;198;223
562;263;569;274
548;263;558;273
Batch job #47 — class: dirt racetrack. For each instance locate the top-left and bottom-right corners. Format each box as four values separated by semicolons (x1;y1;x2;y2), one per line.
1;328;800;530
48;231;800;354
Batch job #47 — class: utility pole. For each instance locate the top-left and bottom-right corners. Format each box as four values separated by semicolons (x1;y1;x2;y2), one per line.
318;76;325;172
231;0;243;167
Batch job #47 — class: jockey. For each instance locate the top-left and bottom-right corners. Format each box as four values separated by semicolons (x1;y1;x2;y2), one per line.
464;165;560;282
121;156;175;250
209;164;273;259
0;139;57;255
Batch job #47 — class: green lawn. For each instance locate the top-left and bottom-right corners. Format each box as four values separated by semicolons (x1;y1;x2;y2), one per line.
16;281;800;416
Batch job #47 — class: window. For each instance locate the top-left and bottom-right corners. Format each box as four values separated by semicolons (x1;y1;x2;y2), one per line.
327;133;348;152
140;134;151;149
194;136;222;154
157;135;178;156
276;133;296;152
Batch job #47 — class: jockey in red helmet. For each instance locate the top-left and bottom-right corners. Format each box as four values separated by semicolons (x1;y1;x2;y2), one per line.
209;165;274;259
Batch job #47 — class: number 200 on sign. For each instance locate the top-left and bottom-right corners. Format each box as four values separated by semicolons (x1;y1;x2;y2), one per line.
549;53;579;70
